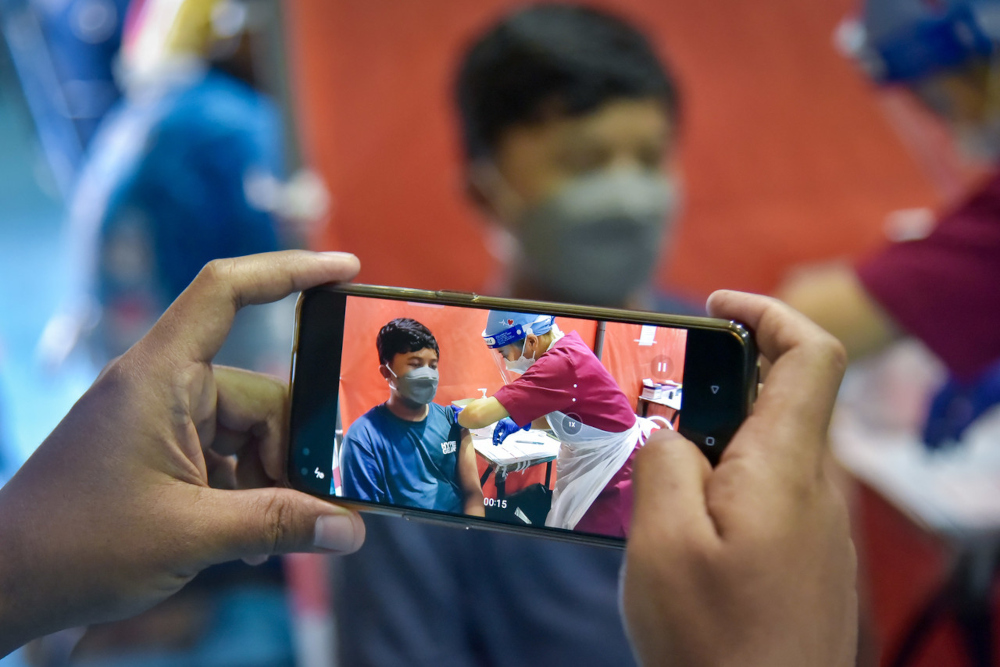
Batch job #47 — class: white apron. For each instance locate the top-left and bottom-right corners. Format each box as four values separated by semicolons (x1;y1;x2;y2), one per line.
544;411;661;531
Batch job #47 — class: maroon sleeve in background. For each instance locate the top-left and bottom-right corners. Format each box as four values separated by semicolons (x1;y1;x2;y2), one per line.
855;174;1000;381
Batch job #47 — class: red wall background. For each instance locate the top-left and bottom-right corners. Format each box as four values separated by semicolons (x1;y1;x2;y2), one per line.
338;298;598;428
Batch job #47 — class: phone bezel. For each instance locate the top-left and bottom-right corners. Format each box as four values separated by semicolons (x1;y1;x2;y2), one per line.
287;283;757;549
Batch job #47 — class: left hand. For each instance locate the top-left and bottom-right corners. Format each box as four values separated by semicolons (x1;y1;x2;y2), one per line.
492;416;528;447
0;251;367;656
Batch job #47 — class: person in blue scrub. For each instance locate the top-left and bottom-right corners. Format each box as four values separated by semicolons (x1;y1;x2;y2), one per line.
40;0;307;373
31;2;305;662
340;318;485;516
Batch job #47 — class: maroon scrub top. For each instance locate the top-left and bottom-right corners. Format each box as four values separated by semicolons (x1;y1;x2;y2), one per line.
856;171;1000;382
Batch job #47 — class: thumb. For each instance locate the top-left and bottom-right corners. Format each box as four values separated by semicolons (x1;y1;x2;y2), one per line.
631;430;715;548
622;430;715;656
194;487;366;566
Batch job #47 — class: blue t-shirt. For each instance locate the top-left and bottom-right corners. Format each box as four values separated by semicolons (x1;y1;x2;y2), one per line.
340;403;464;513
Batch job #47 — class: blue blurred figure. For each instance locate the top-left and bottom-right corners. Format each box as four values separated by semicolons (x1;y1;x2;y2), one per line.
840;0;1000;449
84;67;284;363
39;0;326;372
28;0;327;662
0;0;130;193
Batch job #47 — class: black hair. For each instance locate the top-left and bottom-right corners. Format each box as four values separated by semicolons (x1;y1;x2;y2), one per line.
376;318;440;366
455;3;680;161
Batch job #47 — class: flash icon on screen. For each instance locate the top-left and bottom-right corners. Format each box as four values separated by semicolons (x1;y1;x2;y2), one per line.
314;468;326;479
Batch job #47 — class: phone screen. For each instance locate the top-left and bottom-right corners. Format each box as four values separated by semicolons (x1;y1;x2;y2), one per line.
289;287;755;546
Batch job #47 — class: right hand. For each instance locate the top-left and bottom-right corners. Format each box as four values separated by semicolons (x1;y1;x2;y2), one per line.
492;416;528;446
622;291;857;667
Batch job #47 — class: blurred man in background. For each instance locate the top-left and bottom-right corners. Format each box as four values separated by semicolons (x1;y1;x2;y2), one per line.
779;0;1000;448
335;5;685;666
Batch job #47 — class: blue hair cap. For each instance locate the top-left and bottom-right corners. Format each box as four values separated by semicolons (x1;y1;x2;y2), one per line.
482;310;555;349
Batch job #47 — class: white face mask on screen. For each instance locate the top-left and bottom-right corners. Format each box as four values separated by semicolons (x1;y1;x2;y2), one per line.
501;324;563;374
504;342;536;374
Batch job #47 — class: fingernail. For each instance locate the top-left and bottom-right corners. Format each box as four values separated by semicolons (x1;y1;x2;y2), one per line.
242;554;269;566
314;514;360;554
320;251;355;260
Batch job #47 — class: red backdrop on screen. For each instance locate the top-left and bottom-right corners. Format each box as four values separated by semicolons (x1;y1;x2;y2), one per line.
338;299;599;429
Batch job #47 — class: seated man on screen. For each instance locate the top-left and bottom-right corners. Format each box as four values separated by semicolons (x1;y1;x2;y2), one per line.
340;318;485;516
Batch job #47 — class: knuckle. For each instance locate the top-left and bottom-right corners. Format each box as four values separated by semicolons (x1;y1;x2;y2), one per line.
788;475;819;508
85;353;140;404
199;258;239;292
196;257;245;309
822;477;852;533
260;493;293;552
799;333;848;377
829;338;849;374
204;257;235;280
816;332;848;372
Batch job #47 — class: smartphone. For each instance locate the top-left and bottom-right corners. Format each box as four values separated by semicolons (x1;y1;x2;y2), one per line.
288;284;757;548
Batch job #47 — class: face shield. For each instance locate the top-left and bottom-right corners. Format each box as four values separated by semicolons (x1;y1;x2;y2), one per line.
491;338;530;386
836;1;1000;159
482;311;555;385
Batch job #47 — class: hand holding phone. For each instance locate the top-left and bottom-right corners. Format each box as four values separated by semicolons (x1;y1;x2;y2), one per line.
623;291;857;666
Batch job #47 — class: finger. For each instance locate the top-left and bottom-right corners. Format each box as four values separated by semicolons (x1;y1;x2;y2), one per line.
194;487;366;566
630;430;716;548
148;250;360;364
243;554;270;566
211;366;288;482
211;426;250;459
205;451;237;490
707;290;846;465
236;442;272;490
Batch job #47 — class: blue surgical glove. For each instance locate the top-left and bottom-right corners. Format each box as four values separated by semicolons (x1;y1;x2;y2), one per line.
493;417;529;447
450;404;464;424
923;358;1000;450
